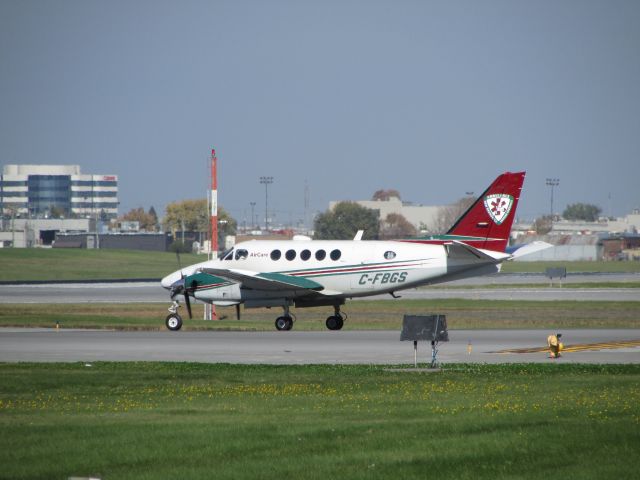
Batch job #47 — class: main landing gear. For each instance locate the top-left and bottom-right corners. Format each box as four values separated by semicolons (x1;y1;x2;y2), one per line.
326;305;344;331
275;304;294;331
273;304;345;331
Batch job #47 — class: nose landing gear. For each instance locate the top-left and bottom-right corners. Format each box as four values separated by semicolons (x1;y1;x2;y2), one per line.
166;301;183;331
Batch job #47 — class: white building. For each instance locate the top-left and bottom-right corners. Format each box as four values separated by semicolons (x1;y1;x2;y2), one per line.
0;165;118;219
329;196;444;232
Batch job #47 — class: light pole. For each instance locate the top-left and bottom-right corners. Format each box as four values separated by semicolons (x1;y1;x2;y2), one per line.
259;176;273;231
250;202;256;230
546;178;560;216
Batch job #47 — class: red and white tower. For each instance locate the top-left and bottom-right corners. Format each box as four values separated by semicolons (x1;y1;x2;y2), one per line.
205;148;219;320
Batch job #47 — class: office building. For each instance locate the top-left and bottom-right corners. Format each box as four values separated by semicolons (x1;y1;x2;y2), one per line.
0;165;118;219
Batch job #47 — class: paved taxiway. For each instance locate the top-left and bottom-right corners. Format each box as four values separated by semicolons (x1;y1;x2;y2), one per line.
1;328;638;364
1;273;639;303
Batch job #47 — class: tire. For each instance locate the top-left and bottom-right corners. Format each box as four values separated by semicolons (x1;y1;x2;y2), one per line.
326;315;344;331
275;316;289;331
165;314;183;331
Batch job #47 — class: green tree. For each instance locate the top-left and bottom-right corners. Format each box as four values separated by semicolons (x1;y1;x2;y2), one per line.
216;208;237;249
314;202;379;240
120;207;157;231
163;199;236;247
380;213;417;239
562;203;602;222
164;199;209;233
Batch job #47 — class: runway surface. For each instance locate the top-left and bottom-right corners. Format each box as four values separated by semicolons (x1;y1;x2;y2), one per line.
1;273;639;303
1;328;638;364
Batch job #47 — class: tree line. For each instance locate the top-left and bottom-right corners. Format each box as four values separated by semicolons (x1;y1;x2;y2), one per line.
119;194;604;245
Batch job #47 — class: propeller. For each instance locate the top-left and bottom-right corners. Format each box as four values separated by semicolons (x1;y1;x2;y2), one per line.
171;250;194;319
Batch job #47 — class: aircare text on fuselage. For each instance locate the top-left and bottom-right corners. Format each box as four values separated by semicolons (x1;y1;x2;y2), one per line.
358;271;408;285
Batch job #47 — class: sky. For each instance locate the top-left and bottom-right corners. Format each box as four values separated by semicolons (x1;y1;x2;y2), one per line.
1;0;639;228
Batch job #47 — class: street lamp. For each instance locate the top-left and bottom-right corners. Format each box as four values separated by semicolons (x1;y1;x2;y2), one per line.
546;178;560;216
259;176;273;231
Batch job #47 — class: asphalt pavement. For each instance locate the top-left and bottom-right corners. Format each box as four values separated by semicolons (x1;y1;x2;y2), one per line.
1;328;638;364
0;273;638;303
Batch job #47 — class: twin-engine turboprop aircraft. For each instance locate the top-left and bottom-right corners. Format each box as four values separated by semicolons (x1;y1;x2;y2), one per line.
161;171;534;331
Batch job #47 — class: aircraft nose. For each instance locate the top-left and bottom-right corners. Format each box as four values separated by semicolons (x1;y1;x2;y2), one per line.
161;273;178;289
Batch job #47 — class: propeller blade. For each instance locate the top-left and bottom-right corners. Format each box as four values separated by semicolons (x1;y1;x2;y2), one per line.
184;291;193;319
183;278;198;319
176;251;184;277
236;304;241;320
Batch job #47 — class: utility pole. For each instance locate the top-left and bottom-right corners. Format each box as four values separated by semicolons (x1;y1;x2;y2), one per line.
250;202;256;229
304;180;309;232
260;176;273;231
546;178;560;217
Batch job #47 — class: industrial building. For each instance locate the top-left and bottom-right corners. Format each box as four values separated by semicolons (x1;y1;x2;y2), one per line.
0;164;118;220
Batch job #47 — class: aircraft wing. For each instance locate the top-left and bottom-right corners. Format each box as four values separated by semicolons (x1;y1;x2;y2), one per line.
445;241;511;263
199;268;325;292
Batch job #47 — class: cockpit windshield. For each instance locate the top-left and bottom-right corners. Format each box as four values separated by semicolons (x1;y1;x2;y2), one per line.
219;247;234;260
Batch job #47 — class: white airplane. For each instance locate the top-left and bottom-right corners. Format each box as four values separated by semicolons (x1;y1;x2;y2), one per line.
161;171;539;331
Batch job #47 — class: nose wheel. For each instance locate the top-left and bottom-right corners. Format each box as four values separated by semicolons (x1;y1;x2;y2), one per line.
166;313;183;331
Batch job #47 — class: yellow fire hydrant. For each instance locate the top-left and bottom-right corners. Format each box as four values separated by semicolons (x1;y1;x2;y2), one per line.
547;333;563;358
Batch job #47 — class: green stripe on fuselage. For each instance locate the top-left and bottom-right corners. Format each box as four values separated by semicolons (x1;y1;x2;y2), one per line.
185;272;230;287
257;272;324;290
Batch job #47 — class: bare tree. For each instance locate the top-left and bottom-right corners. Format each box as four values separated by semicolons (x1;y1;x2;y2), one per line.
532;215;553;235
380;213;417;239
372;189;401;201
433;197;475;234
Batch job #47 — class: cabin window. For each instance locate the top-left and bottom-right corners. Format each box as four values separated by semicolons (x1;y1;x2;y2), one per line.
384;251;396;260
300;249;311;261
221;248;234;261
235;249;248;260
315;249;326;261
330;249;342;261
285;249;296;261
270;249;282;261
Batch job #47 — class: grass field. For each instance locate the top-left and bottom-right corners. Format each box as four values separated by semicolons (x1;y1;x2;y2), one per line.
500;259;640;274
2;299;639;330
0;248;202;282
0;362;638;479
1;248;639;282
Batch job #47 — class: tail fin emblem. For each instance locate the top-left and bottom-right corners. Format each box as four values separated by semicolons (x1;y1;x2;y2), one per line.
484;194;514;225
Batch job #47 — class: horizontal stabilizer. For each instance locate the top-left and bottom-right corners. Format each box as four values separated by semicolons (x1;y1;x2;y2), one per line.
445;241;511;264
507;241;553;259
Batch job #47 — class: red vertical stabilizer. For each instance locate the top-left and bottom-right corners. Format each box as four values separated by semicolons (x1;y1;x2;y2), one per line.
446;171;525;252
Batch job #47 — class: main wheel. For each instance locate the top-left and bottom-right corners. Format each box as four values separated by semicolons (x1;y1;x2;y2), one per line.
165;313;183;331
326;315;343;331
275;316;293;331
